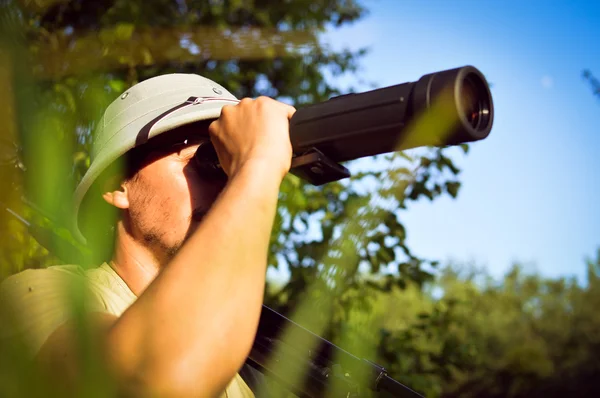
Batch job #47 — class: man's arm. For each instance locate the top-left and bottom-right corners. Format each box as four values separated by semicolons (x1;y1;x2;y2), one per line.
37;97;295;397
106;158;284;396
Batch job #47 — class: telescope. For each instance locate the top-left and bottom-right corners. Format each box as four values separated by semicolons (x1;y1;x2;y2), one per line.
3;65;494;397
196;65;494;185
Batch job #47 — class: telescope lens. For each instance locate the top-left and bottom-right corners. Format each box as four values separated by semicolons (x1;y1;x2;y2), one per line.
460;74;490;131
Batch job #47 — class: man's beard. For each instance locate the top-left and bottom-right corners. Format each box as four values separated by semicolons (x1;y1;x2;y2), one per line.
142;231;183;262
143;209;207;262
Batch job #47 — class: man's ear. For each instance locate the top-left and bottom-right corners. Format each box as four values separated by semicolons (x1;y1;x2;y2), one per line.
102;177;130;209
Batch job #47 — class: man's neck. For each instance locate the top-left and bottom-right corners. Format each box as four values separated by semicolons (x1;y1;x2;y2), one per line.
109;222;163;297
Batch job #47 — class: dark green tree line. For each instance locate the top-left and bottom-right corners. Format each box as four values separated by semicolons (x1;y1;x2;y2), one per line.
360;250;600;398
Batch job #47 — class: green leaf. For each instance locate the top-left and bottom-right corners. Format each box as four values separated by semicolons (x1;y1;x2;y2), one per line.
445;181;461;198
108;79;126;93
114;23;135;41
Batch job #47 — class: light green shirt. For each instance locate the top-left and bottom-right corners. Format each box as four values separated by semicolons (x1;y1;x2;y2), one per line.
0;263;253;397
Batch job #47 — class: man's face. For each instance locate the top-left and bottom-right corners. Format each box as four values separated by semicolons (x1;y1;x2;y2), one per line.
121;126;226;261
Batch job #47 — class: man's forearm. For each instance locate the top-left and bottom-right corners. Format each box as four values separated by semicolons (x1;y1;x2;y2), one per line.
105;160;282;396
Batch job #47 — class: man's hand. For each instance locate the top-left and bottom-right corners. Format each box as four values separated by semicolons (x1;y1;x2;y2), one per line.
208;97;296;181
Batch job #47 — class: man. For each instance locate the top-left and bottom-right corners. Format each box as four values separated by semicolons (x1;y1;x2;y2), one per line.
0;73;295;397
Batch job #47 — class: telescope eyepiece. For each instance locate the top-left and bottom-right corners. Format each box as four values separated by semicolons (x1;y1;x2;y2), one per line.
412;65;494;144
459;73;492;132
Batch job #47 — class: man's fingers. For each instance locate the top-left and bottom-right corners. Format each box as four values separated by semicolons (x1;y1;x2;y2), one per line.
268;99;296;119
207;96;294;178
285;104;296;120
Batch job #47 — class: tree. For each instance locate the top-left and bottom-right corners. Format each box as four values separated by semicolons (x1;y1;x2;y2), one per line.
355;250;600;398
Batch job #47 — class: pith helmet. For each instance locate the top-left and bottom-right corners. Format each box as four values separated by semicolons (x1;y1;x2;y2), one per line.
72;73;239;243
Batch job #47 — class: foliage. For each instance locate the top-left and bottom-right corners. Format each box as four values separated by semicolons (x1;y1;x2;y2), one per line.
338;251;600;398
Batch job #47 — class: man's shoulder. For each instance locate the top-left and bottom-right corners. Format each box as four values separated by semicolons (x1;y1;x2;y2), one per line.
0;263;135;316
0;264;113;354
0;264;88;302
4;263;84;280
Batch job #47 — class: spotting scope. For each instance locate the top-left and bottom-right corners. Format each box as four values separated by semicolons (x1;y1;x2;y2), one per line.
196;65;494;184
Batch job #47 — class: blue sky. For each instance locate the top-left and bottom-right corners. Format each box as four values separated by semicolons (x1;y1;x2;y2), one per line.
323;0;600;282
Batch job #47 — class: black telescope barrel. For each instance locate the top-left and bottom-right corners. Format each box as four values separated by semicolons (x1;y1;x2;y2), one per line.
193;66;493;182
289;65;494;163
